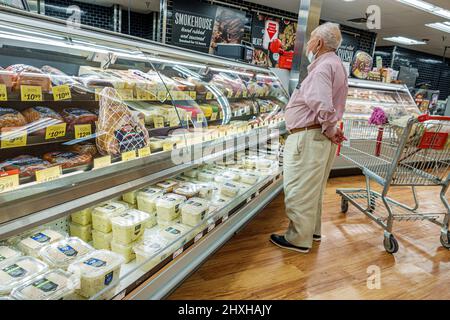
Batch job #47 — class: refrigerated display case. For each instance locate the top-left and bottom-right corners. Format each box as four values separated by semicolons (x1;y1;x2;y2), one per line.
333;78;421;170
0;8;288;300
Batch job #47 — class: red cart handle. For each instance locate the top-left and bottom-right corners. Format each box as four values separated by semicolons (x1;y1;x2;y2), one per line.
418;114;450;122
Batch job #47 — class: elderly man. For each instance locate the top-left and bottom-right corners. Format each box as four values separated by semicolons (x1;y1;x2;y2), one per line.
270;22;348;253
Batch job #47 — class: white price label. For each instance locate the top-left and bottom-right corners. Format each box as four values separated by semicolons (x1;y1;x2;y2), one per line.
173;248;183;259
207;223;215;232
194;232;203;243
222;214;229;222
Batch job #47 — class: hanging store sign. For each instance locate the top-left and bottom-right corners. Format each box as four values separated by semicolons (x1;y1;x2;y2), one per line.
337;32;360;63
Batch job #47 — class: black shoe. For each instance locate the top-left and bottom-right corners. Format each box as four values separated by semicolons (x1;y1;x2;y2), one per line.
269;234;310;253
313;234;321;242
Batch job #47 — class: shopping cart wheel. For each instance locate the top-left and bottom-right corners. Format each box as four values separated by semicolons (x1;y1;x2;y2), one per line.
341;198;349;214
440;232;450;249
383;234;399;254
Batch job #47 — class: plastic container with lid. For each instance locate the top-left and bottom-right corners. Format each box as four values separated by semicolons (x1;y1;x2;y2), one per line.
69;222;92;242
110;240;136;263
243;156;258;169
215;171;240;183
196;183;213;200
0;256;48;295
173;184;199;199
10;269;79;300
122;190;137;205
197;170;215;182
183;169;198;178
155;193;186;221
111;209;150;245
67;250;124;298
39;237;94;269
136;187;164;214
181;198;209;227
161;223;192;242
0;245;22;263
71;208;92;226
92;230;113;250
156;180;178;193
240;172;259;185
256;158;273;169
92;201;128;233
17;229;65;257
146;212;157;229
220;182;240;197
133;237;169;272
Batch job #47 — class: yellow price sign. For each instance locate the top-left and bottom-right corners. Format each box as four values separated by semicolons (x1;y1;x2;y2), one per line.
158;91;168;102
52;85;72;101
1;128;27;149
0;84;7;101
94;88;102;101
189;91;197;100
94;155;111;169
45;123;66;140
138;147;151;158
206;92;213;100
35;166;62;183
153;116;165;129
74;124;92;139
0;174;19;193
118;89;134;101
210;112;218;121
197;114;204;123
235;90;242;98
148;90;158;101
21;85;43;102
122;150;137;162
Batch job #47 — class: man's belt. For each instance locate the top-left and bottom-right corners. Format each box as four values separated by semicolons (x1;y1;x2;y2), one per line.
289;124;322;134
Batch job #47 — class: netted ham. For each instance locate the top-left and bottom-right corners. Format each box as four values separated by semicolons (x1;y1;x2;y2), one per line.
61;108;97;131
22;106;64;135
96;87;149;155
43;151;92;169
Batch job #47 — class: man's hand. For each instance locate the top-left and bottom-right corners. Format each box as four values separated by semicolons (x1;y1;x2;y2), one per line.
329;127;347;145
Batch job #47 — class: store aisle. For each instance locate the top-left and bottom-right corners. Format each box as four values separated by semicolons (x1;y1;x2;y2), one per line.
168;175;450;300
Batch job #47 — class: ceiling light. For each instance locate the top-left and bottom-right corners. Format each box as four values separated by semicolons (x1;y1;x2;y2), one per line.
426;22;450;33
383;36;427;45
397;0;450;20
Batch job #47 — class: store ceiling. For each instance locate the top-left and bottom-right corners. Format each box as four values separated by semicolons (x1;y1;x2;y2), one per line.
245;0;450;58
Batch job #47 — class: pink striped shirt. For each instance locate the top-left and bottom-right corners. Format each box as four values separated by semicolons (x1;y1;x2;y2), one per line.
285;52;348;138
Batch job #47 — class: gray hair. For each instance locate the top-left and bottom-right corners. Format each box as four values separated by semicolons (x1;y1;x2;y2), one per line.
311;22;342;50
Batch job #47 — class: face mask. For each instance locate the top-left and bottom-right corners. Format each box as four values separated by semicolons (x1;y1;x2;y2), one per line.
306;41;320;63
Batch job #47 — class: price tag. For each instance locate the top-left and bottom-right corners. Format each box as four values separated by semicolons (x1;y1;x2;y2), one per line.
235;90;242;98
94;88;102;101
122;150;137;162
173;248;183;259
94;155;111;169
158;91;167;101
138;147;151;158
1;128;27;149
153;116;165;128
207;223;215;232
197;113;204;123
222;213;229;222
242;90;248;98
135;88;147;100
210;112;218;121
189;91;197;100
21;85;43;102
74;124;92;139
148;90;158;101
35;166;61;183
52;85;71;101
45;123;66;140
0;174;19;193
206;92;213;100
0;84;7;101
194;232;203;243
170;118;180;127
118;89;134;100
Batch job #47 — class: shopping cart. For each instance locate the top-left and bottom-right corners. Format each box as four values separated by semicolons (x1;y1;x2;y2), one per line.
336;114;450;253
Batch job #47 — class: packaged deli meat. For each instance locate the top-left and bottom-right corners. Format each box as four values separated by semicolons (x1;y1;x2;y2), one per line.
0;155;51;177
43;151;92;169
0;68;15;88
67;142;98;157
61;108;97;132
96;87;150;155
21;106;64;135
0;107;27;130
6;64;52;92
41;65;89;94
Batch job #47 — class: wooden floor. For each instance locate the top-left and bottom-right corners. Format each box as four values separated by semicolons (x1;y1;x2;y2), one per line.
168;175;450;300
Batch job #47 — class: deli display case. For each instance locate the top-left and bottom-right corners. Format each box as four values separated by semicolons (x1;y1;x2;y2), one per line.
0;8;288;300
333;78;421;171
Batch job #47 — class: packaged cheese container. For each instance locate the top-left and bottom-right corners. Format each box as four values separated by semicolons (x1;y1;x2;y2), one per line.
157;217;180;228
122;190;138;205
161;223;192;243
146;212;157;229
183;169;198;178
241;172;259;185
220;182;240;197
256;158;273;169
92;201;128;233
10;269;79;300
211;196;232;208
173;184;199;198
18;229;65;257
39;237;94;269
197;170;215;182
156;180;178;193
68;250;124;298
155;193;186;221
136;187;164;214
92;230;113;250
111;240;136;263
196;183;213;200
111;209;150;245
0;256;48;295
214;171;240;183
243;156;258;169
0;245;22;263
133;237;168;271
71;208;92;226
181;198;209;227
69;222;92;242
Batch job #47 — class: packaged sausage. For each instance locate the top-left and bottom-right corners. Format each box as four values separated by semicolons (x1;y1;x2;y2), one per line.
67;142;98;157
39;237;94;269
111;209;150;245
21;106;64;135
43;151;92;169
0;107;27;130
17;229;65;257
0;155;52;178
61;108;97;132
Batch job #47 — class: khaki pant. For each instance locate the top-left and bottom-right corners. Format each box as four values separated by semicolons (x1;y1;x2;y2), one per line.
283;128;337;248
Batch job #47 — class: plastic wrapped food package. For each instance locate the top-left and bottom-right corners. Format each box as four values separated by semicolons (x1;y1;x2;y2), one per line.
122;190;137;205
43;151;92;170
137;188;164;214
0;256;48;295
92;230;112;250
156;180;178;193
181;198;209;227
214;171;239;183
0;246;22;263
155;193;187;221
161;223;192;243
157;216;181;228
1;155;51;178
198;170;215;182
71;208;92;226
17;229;65;257
110;240;136;263
211;195;232;208
196;183;213;200
111;209;150;244
183;169;198;178
69;223;92;242
255;158;273;170
173;184;199;198
92;201;128;233
240;172;259;185
145;212;157;229
0;107;27;130
67;250;124;298
220;182;240;197
133;236;169;271
243;156;258;169
39;237;94;269
21;106;64;136
10;269;79;300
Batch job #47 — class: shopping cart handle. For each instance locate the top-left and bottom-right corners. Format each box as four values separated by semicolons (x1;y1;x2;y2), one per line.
418;114;450;122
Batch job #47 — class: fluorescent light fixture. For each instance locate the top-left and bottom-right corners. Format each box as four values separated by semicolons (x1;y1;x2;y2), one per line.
426;22;450;33
383;36;427;45
397;0;450;20
209;67;254;77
